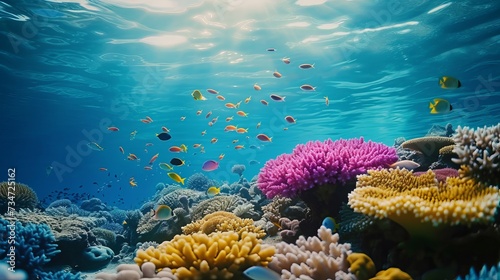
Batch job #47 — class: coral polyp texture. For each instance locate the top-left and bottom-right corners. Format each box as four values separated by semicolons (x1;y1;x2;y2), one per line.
348;168;500;238
134;231;274;279
268;225;356;279
257;137;398;198
0;182;39;214
182;211;266;238
452;123;500;186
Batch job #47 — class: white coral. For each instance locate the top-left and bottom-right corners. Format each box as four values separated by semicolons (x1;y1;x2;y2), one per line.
269;226;355;280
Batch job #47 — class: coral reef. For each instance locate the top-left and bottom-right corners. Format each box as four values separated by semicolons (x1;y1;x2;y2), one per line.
46;199;73;209
257;137;397;234
346;253;376;280
92;228;117;248
452;123;500;186
371;267;412;280
96;263;177;279
268;226;355;279
278;217;301;243
186;173;215;191
182;211;265;238
134;231;274;279
81;198;109;212
190;195;246;221
0;182;39;214
257;137;397;198
348;168;500;239
0;219;61;277
80;245;114;271
231;164;246;177
426;123;454;137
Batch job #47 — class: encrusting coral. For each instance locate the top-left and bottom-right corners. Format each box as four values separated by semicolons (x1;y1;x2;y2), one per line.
346;253;376;280
182;211;265;238
400;136;455;161
268;225;356;279
452;123;500;186
134;231;274;279
348;168;500;239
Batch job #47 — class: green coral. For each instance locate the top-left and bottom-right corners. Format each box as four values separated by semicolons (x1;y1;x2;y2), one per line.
0;182;39;214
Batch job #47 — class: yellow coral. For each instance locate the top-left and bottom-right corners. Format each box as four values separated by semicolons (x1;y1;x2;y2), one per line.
370;267;412;280
134;231;275;279
347;253;376;280
348;168;500;238
182;211;266;238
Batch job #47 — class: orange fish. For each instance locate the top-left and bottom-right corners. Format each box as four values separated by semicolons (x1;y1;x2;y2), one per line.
224;125;238;132
234;145;245;150
216;95;225;101
107;126;119;131
273;71;282;78
282;57;290;64
169;146;183;153
256;122;261;129
99;167;107;171
149;153;159;165
211;138;218;144
207;89;219;94
225;103;238;109
119;146;124;154
257;133;272;142
162;126;170;132
245;96;251;103
145;116;153;122
236;111;249;117
219;153;225;160
140;119;151;123
236;127;248;133
193;144;202;148
324;96;329;106
180;116;186;121
253;84;261;91
226;116;233;122
260;100;268;106
196;110;203;115
144;166;152;170
201;130;207;136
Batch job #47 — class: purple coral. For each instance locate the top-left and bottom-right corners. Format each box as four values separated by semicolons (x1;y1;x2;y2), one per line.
257;138;398;198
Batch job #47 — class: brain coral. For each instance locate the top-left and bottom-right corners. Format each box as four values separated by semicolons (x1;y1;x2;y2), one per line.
0;182;39;214
452;123;500;186
257;137;398;198
348;168;500;239
134;231;274;279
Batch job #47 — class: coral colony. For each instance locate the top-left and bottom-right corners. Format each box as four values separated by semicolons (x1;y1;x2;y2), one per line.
1;123;500;279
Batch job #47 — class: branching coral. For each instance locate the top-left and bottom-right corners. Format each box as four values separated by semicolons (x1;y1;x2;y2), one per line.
182;211;265;238
268;226;355;279
257;138;398;198
134;231;274;279
0;182;39;214
348;168;500;239
452;123;500;186
95;263;177;280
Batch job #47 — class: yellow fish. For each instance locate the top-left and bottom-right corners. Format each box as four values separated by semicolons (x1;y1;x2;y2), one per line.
429;98;452;114
206;186;220;196
439;76;461;89
191;90;207;100
180;144;188;152
168;172;185;185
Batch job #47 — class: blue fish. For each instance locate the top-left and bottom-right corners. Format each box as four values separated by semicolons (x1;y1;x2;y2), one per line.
243;266;280;280
322;217;338;232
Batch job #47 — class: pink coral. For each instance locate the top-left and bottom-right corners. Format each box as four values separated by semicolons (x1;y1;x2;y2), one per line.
257;138;398;198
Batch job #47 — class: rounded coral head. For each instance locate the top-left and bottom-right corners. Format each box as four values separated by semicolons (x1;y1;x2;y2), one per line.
257;137;398;198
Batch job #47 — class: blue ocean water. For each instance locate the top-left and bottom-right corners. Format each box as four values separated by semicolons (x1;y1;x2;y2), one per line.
1;0;499;208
